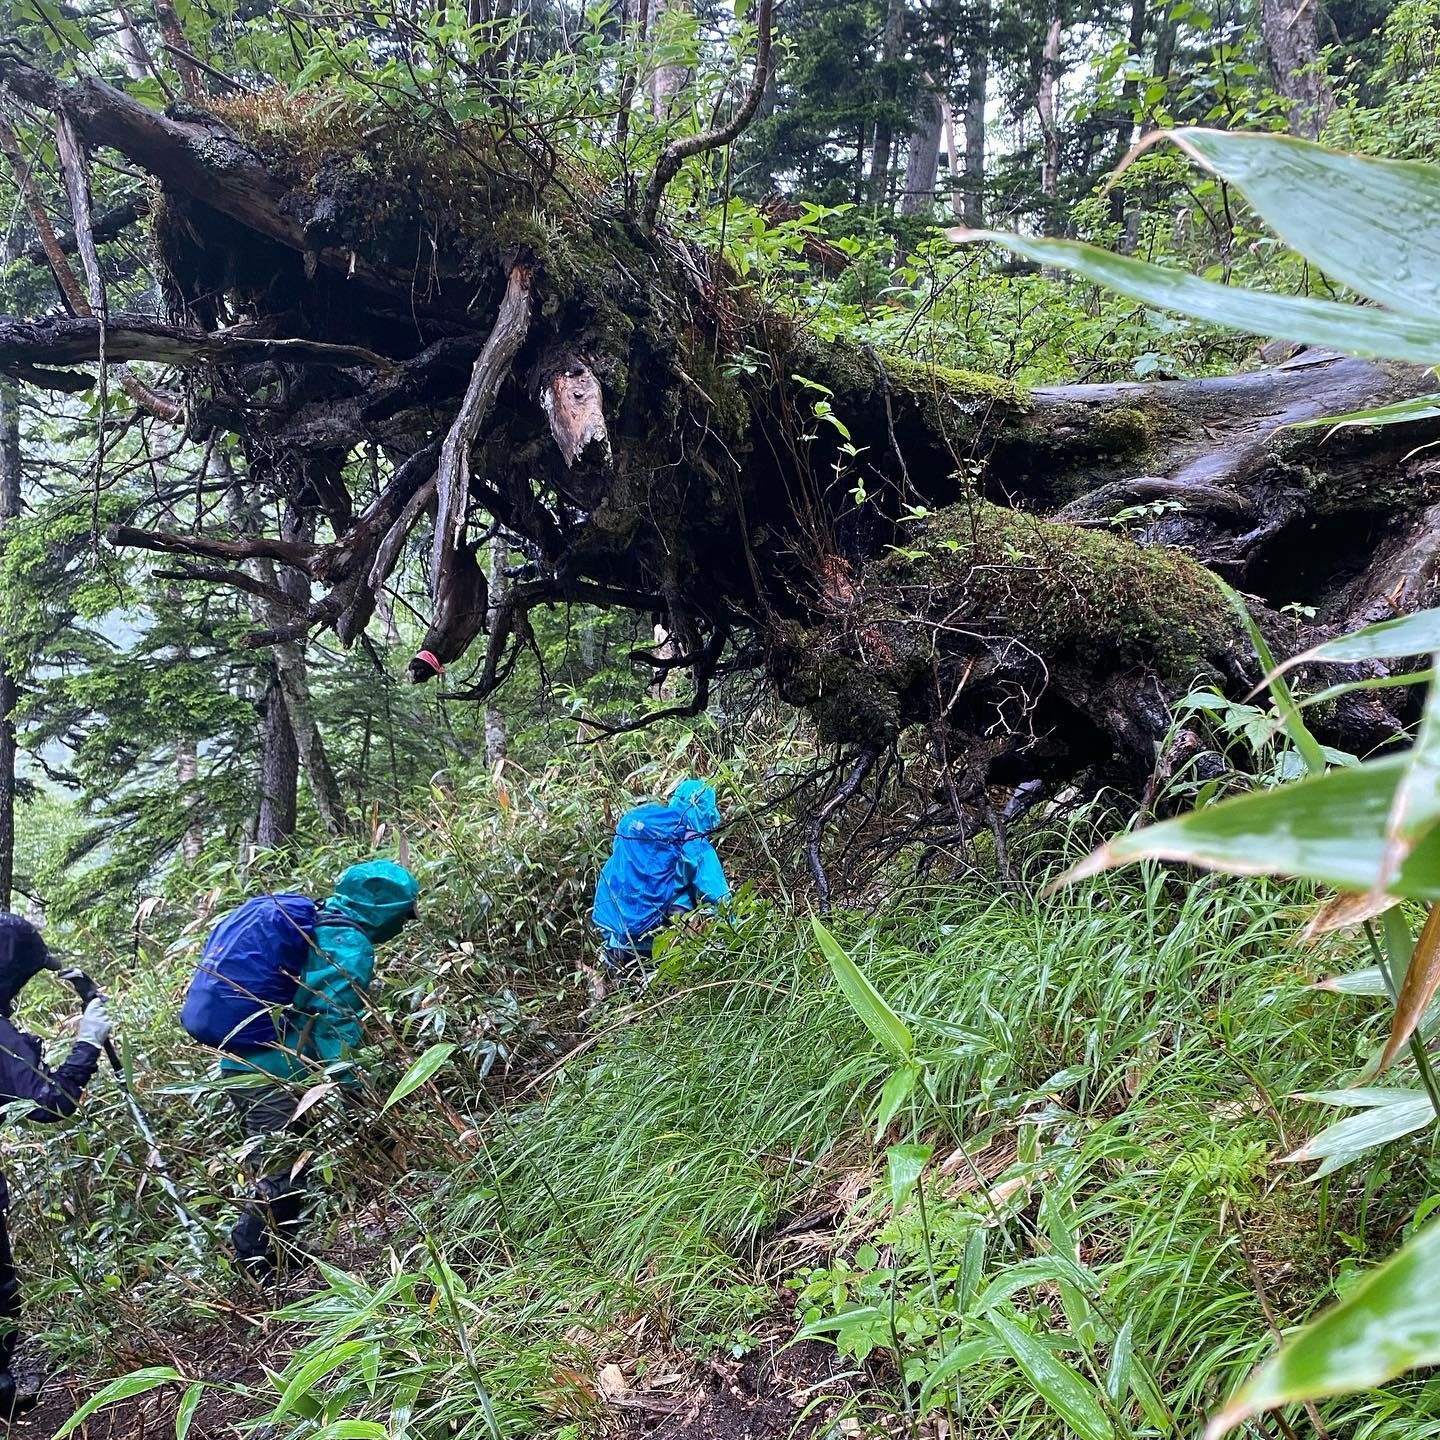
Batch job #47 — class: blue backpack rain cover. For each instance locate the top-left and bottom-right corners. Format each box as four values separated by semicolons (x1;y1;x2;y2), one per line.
180;894;316;1052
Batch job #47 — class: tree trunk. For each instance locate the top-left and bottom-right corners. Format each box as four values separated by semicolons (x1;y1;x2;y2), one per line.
176;734;202;862
484;532;507;768
255;666;299;846
1113;0;1148;158
647;0;691;119
961;2;989;227
1109;0;1148;228
939;93;963;219
1038;14;1062;205
0;378;19;909
1262;0;1335;139
265;518;349;836
900;85;944;216
870;0;908;209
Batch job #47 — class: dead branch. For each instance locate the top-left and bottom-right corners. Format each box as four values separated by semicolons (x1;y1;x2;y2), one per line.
0;316;394;376
108;522;321;569
431;261;533;591
19;195;147;266
808;745;881;912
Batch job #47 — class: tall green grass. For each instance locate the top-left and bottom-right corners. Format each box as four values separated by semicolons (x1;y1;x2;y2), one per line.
11;783;1439;1438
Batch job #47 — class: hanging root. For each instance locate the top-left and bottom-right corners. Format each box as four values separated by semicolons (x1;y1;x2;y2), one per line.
807;745;881;913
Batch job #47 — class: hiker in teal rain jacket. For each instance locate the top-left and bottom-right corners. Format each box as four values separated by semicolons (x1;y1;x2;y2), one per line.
225;860;419;1273
591;780;731;989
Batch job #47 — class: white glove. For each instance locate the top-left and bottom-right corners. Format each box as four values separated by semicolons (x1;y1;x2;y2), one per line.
76;997;113;1049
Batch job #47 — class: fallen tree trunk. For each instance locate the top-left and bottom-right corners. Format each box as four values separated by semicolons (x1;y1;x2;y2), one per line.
2;54;1438;830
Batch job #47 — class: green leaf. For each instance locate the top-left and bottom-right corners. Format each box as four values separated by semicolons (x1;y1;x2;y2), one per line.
874;1063;918;1139
917;1338;994;1415
811;919;913;1059
1206;1217;1440;1437
53;1368;184;1438
987;1312;1115;1440
946;229;1440;366
1279;607;1440;672
309;1425;388;1440
1296;1087;1429;1108
886;1143;932;1210
1301;670;1437;710
1287;393;1440;432
382;1043;458;1112
175;1382;204;1440
799;1304;888;1337
1058;754;1440;899
1284;1089;1435;1178
1166;129;1440;315
1309;967;1390;996
390;1374;424;1440
1220;579;1326;775
272;1340;370;1418
1381;667;1440;886
1042;1190;1099;1351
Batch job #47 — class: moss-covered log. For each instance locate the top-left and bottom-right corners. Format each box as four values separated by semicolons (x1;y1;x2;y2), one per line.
3;55;1439;821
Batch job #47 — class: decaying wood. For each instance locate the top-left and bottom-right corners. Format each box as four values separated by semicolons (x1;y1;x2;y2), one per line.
536;351;610;467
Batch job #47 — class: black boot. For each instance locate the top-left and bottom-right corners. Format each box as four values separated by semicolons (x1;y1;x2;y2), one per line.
230;1208;277;1278
0;1370;37;1421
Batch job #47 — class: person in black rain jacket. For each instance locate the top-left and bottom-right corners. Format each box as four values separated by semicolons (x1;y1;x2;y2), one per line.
0;914;111;1418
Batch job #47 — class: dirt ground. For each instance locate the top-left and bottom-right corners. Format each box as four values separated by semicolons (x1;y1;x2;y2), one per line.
617;1339;860;1440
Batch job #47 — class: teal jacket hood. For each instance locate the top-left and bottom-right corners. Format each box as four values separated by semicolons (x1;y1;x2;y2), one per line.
669;780;721;835
325;860;419;943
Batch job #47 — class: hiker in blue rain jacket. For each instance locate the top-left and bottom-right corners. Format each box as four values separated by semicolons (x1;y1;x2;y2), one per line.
222;860;419;1273
591;780;731;991
0;914;112;1417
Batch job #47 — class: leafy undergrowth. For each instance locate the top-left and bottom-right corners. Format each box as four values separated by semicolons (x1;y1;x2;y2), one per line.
6;762;1440;1439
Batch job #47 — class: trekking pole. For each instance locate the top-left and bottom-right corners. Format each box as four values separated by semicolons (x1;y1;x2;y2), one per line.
53;966;207;1260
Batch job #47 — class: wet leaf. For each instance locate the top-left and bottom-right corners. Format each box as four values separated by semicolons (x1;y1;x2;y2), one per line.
987;1311;1115;1440
1055;755;1440;901
174;1383;204;1440
812;918;913;1060
272;1340;369;1418
1380;664;1440;888
1206;1217;1440;1437
886;1142;932;1210
54;1368;184;1438
1286;392;1440;433
1283;1089;1435;1178
1165;129;1440;314
946;229;1440;366
1307;966;1390;995
1273;606;1440;675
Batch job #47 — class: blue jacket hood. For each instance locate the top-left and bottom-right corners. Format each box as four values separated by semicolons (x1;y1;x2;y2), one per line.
669;780;720;835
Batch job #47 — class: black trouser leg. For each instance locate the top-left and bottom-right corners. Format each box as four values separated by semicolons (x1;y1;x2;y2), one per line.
227;1086;313;1272
0;1179;19;1377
